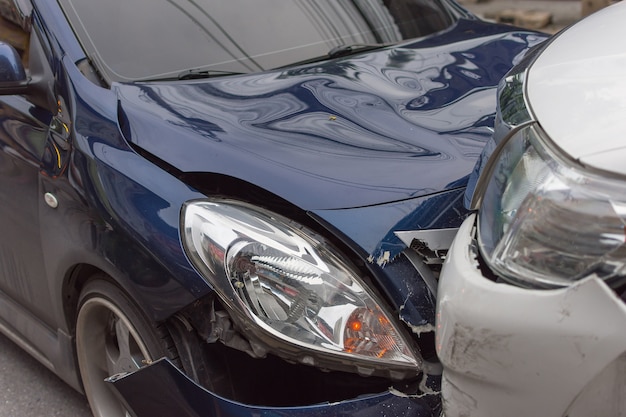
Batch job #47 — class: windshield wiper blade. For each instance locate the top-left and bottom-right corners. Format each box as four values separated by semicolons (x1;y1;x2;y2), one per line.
274;42;392;70
327;43;390;59
178;69;245;80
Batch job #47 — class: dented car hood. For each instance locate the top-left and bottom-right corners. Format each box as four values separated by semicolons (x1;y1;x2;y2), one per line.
116;19;544;211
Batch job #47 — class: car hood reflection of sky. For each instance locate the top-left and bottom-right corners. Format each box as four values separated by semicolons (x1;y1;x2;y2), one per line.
115;20;544;210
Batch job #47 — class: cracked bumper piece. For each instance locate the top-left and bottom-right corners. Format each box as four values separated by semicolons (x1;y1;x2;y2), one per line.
436;214;626;417
106;358;439;417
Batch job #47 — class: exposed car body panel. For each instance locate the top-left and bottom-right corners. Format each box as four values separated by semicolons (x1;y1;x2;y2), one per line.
437;214;626;417
527;3;626;175
118;20;544;210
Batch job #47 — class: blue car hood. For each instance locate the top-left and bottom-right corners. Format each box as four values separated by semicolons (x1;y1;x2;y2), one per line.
115;19;544;211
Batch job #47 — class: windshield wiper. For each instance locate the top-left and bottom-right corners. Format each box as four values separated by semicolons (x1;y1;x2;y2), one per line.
274;42;391;70
327;43;390;59
178;69;245;80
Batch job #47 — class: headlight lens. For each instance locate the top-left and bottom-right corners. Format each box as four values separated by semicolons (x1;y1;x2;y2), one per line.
182;200;420;378
478;124;626;288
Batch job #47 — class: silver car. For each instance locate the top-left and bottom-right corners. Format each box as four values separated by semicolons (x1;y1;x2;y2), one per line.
436;2;626;416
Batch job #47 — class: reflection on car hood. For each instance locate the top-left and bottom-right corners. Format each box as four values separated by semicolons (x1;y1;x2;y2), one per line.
116;19;543;210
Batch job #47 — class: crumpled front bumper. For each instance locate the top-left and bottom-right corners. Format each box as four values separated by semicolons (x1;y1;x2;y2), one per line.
436;214;626;417
106;358;440;417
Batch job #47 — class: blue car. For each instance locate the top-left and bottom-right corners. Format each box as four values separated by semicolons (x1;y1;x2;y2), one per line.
0;1;545;416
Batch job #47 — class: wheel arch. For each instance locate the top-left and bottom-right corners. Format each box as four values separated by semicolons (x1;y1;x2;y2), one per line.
60;262;198;337
62;263;106;336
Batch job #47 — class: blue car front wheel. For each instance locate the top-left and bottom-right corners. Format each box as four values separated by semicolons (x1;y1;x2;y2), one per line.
75;277;180;417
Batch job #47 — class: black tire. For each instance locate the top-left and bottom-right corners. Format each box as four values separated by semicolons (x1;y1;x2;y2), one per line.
75;277;179;417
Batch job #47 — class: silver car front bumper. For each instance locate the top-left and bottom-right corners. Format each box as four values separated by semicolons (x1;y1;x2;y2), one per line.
436;214;626;417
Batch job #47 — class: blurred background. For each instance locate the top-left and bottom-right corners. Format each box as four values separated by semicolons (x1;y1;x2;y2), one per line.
459;0;618;33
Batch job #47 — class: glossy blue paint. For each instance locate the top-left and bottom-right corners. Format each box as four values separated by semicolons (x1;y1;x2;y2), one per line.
33;0;86;63
311;188;466;258
41;55;213;321
117;19;545;210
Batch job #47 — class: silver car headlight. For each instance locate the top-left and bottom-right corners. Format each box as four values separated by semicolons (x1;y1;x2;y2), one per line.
477;123;626;288
182;200;421;379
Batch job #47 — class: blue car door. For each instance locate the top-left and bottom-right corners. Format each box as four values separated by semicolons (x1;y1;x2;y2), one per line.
0;18;56;332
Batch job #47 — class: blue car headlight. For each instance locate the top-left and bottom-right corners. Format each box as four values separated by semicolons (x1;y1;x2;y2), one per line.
182;200;421;379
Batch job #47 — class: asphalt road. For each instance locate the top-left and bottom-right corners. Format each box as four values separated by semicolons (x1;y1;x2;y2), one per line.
0;332;92;417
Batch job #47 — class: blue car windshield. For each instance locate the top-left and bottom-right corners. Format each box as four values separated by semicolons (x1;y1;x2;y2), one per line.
58;0;461;83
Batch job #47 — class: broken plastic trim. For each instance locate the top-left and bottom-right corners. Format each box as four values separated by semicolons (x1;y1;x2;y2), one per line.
106;358;440;417
395;228;458;265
